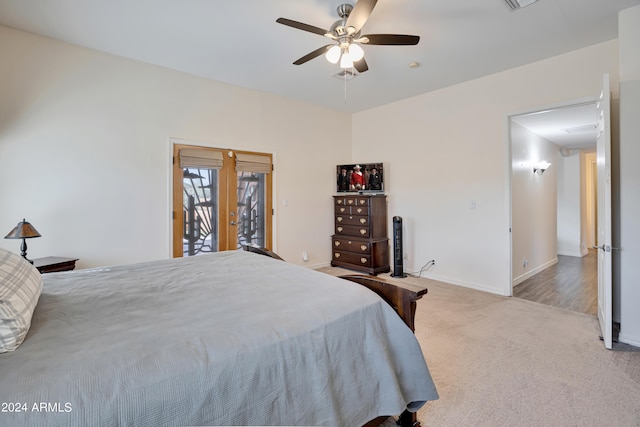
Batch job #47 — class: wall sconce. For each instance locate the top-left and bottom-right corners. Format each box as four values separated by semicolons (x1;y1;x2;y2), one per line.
4;219;41;264
533;161;551;175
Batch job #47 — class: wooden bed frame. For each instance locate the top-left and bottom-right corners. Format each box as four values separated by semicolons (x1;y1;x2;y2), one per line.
242;245;428;427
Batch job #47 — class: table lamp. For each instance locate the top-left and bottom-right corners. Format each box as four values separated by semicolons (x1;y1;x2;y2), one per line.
4;219;41;264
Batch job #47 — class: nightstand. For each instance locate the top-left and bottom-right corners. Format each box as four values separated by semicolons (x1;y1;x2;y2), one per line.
32;257;79;274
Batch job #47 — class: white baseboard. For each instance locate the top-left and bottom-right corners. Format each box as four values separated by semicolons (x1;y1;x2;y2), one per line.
618;331;640;348
557;250;585;257
425;273;509;296
304;261;331;270
512;257;559;286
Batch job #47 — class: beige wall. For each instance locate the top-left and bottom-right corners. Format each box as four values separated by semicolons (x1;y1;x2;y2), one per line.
511;122;558;284
353;40;619;296
0;25;350;268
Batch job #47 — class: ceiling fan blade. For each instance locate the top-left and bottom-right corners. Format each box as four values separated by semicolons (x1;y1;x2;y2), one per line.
354;57;369;73
345;0;378;33
293;45;333;65
276;17;328;36
359;34;420;45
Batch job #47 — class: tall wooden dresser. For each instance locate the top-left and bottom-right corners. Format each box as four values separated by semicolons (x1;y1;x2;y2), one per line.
331;194;390;275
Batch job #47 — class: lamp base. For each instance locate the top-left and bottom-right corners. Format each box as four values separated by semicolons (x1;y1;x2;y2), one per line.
19;238;33;263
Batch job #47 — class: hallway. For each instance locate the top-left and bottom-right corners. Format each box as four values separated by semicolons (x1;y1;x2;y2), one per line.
513;249;598;316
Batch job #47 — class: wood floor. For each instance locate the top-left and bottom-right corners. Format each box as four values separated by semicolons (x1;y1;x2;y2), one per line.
513;249;598;316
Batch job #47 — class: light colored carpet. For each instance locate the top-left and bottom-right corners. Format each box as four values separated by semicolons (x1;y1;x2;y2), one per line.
317;267;640;427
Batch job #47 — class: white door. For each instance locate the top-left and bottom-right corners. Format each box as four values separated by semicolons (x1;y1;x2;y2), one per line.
596;74;613;349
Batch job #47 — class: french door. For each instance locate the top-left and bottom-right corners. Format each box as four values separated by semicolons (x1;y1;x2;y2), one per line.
172;144;273;257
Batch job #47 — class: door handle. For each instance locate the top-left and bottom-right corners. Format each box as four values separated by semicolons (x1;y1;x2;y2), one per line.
592;244;620;252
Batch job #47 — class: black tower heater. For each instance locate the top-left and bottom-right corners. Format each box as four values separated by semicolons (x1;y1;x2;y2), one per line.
391;216;407;278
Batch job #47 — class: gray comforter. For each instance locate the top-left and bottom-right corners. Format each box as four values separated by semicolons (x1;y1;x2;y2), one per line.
0;250;437;426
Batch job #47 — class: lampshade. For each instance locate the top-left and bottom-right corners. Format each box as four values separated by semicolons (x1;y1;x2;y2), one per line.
340;49;354;69
4;219;41;239
348;44;364;61
4;219;40;239
325;45;341;64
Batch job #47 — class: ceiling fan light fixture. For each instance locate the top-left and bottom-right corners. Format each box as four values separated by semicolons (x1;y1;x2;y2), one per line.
326;45;341;64
340;49;354;69
348;44;364;61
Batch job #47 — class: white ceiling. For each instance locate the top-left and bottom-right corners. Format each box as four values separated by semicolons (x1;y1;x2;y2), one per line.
512;101;599;149
0;0;637;146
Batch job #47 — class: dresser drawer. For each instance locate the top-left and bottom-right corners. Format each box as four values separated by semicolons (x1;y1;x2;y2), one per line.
332;250;371;267
335;214;369;227
335;205;368;215
335;205;349;215
332;237;370;254
335;224;370;238
344;197;369;207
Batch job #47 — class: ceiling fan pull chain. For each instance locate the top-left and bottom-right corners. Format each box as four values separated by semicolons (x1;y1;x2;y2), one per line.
344;69;350;103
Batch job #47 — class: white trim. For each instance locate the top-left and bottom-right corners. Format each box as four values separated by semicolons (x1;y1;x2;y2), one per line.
305;261;331;270
427;273;511;296
557;250;586;257
505;113;514;297
618;331;640;348
512;257;558;286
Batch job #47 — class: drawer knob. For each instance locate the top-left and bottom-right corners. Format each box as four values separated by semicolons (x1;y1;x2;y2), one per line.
356;208;363;214
337;216;343;222
360;229;367;235
340;207;346;213
335;241;341;246
359;200;366;205
347;200;354;205
335;253;341;258
360;218;367;224
337;200;343;205
361;245;367;251
337;226;343;232
360;258;367;264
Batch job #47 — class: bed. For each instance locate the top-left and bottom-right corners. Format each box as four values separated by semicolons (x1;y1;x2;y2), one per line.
0;247;438;426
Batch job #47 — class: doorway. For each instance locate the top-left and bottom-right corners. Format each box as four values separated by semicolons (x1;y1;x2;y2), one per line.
172;143;273;257
509;100;598;314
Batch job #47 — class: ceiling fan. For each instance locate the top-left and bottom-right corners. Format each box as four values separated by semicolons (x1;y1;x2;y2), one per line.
276;0;420;73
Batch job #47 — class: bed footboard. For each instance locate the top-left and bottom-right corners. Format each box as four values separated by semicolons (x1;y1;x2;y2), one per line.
339;274;427;332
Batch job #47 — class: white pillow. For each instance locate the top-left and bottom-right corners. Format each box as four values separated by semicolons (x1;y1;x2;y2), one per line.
0;248;43;353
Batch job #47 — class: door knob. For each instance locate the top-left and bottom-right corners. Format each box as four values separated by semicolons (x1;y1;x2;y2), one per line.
593;244;620;252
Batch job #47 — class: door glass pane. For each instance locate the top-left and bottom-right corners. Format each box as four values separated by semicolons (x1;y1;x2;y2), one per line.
182;168;218;256
236;171;266;249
